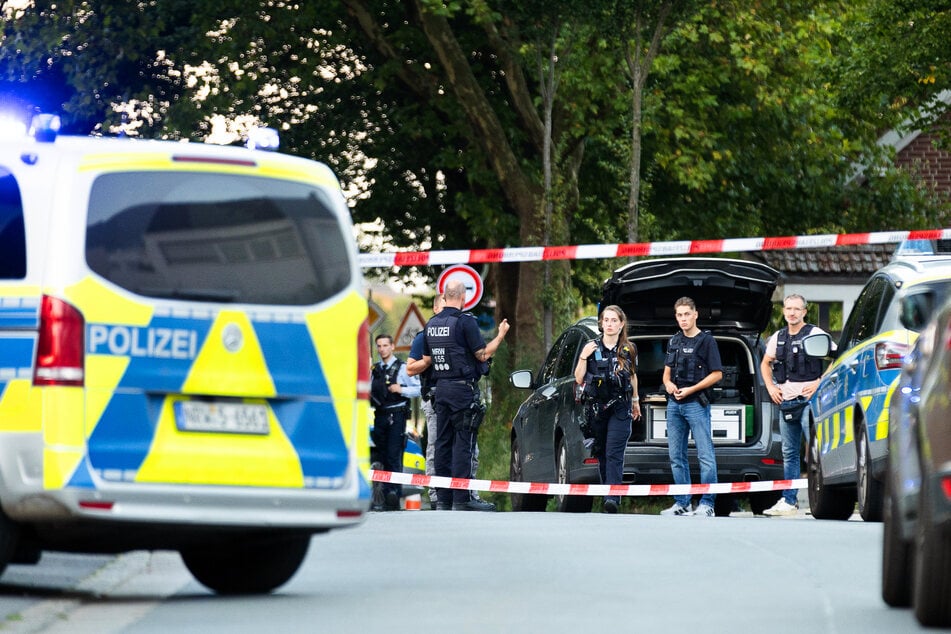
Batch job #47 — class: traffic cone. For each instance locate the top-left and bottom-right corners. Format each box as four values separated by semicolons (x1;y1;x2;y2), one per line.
405;493;422;511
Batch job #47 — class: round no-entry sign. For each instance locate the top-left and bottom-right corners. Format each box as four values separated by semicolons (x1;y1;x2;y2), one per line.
437;264;483;311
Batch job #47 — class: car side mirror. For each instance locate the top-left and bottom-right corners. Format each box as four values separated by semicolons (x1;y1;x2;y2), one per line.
509;369;533;390
802;332;832;358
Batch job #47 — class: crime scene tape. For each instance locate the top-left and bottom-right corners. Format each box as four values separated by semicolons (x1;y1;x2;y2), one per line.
369;470;806;497
358;228;951;268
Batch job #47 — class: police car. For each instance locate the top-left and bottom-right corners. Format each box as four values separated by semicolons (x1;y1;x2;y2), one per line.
0;115;371;594
808;251;951;521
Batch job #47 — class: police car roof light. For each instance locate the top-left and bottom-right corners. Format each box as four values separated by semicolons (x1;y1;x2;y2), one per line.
246;127;280;151
30;114;61;143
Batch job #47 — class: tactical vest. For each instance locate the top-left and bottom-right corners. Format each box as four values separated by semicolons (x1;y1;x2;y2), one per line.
667;330;713;388
427;309;477;381
772;324;823;383
583;340;634;403
371;358;406;408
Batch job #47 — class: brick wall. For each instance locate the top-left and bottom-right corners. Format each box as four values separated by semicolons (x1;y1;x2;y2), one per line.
894;115;951;197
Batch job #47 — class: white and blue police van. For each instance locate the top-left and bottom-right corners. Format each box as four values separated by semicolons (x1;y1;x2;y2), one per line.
0;115;372;594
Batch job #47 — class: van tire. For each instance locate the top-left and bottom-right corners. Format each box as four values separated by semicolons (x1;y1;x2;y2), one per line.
807;425;856;520
0;506;20;576
181;533;310;595
913;481;951;626
881;476;912;607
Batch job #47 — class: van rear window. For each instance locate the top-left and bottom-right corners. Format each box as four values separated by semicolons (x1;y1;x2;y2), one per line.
0;169;26;279
85;171;352;305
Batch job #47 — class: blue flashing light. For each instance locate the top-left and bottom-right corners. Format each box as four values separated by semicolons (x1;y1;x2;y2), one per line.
0;115;27;139
246;127;280;151
30;114;61;143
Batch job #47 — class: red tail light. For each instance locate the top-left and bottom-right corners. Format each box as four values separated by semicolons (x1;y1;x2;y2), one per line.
34;295;85;386
875;341;909;370
356;318;370;400
941;476;951;501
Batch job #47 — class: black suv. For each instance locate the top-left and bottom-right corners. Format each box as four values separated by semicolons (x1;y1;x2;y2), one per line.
509;258;786;515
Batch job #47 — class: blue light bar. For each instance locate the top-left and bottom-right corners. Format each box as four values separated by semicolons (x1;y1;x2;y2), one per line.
246;127;280;151
30;114;61;143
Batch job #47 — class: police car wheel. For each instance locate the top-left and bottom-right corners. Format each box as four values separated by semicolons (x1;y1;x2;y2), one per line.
807;425;856;520
0;506;19;576
881;476;913;607
913;480;951;626
181;533;311;595
857;424;884;522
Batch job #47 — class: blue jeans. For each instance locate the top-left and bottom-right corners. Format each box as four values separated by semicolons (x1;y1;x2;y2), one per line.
666;399;717;508
780;403;808;506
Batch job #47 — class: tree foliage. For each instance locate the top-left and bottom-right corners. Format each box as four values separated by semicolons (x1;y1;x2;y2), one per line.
1;0;949;363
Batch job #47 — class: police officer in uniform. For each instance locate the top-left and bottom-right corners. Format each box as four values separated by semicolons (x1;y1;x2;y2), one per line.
370;334;421;511
574;305;640;514
420;279;509;511
661;296;723;517
760;294;828;516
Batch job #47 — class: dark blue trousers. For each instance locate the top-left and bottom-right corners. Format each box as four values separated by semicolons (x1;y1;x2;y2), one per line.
592;401;632;503
434;381;479;506
372;408;406;498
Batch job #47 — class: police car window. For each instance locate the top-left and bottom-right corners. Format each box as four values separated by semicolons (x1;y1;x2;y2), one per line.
85;172;352;305
0;169;26;279
841;276;888;349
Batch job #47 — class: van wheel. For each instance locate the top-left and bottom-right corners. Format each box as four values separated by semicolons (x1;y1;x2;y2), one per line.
882;475;913;607
181;533;310;595
0;506;20;576
857;424;884;521
555;437;592;513
509;436;547;512
807;425;855;520
913;481;951;626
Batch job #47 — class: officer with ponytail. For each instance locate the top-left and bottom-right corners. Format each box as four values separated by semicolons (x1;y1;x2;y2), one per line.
574;305;640;514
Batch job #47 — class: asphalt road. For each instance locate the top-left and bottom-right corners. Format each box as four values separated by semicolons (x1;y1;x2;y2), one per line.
0;507;933;633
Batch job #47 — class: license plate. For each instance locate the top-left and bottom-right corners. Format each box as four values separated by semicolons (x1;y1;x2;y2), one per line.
174;401;270;435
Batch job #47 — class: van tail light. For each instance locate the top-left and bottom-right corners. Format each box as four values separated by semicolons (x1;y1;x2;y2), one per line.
356;318;371;400
34;295;85;386
875;341;909;371
941;476;951;501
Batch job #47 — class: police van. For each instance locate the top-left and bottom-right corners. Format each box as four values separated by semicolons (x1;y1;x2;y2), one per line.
0;116;372;594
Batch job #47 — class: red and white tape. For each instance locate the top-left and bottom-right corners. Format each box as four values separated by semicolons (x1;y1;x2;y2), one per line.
369;470;806;497
358;228;951;268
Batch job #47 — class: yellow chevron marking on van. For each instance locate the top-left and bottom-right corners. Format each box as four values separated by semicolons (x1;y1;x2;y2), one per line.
135;400;303;487
43;447;84;490
84;356;130;438
182;311;275;397
876;389;893;441
843;407;854;444
65;278;153;326
0;380;41;432
305;291;365;447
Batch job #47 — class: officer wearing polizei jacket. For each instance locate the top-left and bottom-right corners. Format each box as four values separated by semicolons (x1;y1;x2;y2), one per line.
420;279;509;511
661;296;723;518
574;305;640;514
760;293;828;517
371;334;421;511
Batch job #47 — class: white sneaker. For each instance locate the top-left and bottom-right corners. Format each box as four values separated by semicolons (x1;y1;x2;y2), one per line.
763;499;799;516
693;503;715;518
660;502;694;516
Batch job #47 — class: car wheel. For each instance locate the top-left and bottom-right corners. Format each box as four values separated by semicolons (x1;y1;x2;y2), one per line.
749;491;782;516
913;481;951;626
181;533;310;595
555;437;593;513
882;474;913;607
509;436;548;512
857;423;884;522
807;424;856;520
0;506;20;578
